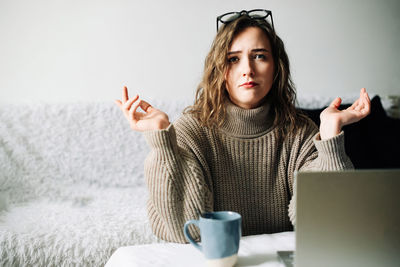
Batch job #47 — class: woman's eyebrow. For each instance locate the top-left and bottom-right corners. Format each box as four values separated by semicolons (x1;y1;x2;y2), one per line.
252;48;270;53
227;48;270;55
227;50;241;55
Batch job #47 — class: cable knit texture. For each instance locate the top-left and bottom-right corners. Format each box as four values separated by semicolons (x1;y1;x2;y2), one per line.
143;100;353;243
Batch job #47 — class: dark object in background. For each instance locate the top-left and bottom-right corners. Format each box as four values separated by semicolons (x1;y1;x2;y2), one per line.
299;96;400;169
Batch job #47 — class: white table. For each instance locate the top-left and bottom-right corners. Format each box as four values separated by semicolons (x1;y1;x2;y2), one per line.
105;231;295;267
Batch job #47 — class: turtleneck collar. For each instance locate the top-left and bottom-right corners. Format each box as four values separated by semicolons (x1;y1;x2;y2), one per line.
219;98;275;138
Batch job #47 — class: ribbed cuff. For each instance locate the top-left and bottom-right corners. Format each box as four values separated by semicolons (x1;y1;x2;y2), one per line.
143;124;178;153
313;131;353;170
314;131;345;154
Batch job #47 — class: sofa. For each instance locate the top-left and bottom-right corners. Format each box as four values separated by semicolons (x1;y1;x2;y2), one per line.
0;95;399;266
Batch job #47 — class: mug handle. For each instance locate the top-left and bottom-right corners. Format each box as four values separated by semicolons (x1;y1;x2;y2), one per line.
184;219;202;251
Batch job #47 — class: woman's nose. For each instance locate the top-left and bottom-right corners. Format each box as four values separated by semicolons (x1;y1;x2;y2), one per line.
241;58;254;77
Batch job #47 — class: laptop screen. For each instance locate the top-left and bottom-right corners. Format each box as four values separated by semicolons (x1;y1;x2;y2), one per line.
294;169;400;267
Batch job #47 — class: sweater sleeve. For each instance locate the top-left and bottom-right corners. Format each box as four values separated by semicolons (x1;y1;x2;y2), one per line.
301;131;354;171
143;122;213;243
287;121;354;225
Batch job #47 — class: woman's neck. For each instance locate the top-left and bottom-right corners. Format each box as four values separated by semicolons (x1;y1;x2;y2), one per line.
219;98;274;138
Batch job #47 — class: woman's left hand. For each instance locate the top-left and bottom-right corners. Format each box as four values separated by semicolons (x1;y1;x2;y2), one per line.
319;88;371;140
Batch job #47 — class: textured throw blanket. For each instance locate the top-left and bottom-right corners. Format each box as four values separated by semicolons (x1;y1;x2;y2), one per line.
0;100;186;266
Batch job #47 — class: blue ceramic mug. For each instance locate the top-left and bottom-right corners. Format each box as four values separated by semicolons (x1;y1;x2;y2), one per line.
184;211;242;266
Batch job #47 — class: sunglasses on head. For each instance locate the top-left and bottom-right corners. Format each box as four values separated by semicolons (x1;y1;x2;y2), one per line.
216;9;274;32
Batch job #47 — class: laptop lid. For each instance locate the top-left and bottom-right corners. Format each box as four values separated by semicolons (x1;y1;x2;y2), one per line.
295;169;400;267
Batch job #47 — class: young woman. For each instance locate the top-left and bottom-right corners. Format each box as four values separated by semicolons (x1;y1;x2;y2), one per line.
115;10;371;243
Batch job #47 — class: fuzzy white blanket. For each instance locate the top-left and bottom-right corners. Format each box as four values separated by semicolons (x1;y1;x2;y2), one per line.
0;100;189;266
0;96;358;266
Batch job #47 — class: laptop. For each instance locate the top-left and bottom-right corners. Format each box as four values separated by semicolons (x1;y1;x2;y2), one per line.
278;169;400;267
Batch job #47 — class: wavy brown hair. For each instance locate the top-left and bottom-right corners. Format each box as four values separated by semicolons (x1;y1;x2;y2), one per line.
185;15;307;140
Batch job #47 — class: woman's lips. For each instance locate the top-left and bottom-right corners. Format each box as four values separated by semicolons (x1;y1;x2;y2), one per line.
240;81;259;88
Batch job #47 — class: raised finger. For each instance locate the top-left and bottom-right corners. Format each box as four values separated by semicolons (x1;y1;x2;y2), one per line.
362;89;371;105
361;90;371;115
120;98;135;120
359;88;369;104
365;90;371;102
123;94;139;110
122;86;129;103
129;99;142;122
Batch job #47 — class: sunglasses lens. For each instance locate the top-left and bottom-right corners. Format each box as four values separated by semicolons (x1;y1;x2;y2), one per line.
220;13;240;23
247;10;268;19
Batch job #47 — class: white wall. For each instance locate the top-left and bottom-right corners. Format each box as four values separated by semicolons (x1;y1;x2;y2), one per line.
0;0;399;103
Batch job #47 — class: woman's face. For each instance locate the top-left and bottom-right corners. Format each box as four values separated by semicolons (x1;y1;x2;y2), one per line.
225;26;275;109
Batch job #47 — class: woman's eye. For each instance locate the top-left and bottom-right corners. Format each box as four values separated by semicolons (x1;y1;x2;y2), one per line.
228;57;239;63
254;54;266;60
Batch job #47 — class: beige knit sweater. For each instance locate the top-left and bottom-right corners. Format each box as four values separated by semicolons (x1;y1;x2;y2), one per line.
143;99;353;243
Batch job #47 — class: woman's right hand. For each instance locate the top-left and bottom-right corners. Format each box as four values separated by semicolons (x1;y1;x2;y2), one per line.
115;86;170;131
